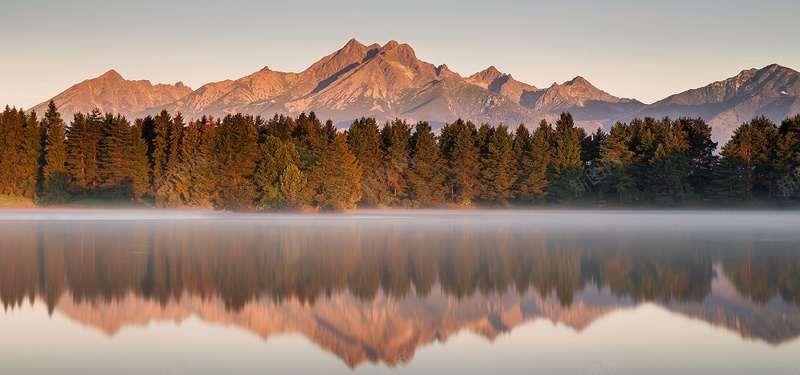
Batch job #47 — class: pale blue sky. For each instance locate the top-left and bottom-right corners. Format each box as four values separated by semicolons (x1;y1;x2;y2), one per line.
1;0;798;109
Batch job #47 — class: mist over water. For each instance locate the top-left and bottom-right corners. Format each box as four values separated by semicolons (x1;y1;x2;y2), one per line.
1;210;799;375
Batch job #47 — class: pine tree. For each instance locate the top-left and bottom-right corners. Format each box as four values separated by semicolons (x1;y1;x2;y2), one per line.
254;136;301;208
279;164;309;209
599;122;638;204
479;124;516;204
0;106;18;194
547;113;584;203
346;117;383;205
64;112;102;196
130;124;150;199
677;117;717;197
40;101;69;203
309;134;362;211
440;119;481;206
516;121;550;201
709;147;749;201
210;114;260;210
406;121;445;206
19;110;42;198
97;114;138;197
379;119;412;205
151;110;172;188
714;117;779;200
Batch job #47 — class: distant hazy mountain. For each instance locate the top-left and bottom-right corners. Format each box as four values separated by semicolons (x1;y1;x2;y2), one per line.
628;64;800;142
31;40;800;143
31;69;192;122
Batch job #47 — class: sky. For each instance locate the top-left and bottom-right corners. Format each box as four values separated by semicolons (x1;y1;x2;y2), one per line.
1;0;799;109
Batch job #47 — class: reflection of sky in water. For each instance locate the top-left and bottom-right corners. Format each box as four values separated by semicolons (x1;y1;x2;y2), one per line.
1;210;799;375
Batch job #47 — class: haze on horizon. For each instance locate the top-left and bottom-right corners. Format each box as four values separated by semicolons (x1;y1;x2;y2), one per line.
1;0;798;109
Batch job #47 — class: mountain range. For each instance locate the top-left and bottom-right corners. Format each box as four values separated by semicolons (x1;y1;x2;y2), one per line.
30;39;800;143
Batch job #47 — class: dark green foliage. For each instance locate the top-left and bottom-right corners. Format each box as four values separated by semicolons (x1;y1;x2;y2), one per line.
210;114;260;210
547;113;584;203
709;152;749;201
254;136;304;209
378;119;412;205
309;134;362;211
514;121;550;201
440;119;481;205
479;124;516;204
710;117;779;200
64;109;104;196
5;102;800;210
677;117;717;196
406;122;445;206
346;117;383;205
97;114;144;198
581;127;605;165
599;122;638;203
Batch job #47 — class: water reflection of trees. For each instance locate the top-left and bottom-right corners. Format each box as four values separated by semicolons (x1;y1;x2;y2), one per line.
0;220;798;313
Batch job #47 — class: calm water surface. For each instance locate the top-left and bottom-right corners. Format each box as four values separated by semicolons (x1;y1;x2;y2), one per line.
1;210;799;375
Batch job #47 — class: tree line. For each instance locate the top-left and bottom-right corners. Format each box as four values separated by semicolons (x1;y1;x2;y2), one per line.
2;219;797;320
2;101;800;210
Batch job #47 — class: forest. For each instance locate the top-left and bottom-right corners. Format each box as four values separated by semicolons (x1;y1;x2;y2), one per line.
2;101;800;210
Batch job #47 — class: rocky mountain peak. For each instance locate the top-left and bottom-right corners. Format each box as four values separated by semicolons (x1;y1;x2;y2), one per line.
100;69;124;82
567;76;591;87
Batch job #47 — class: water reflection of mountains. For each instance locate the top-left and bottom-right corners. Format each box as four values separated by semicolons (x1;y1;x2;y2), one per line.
1;215;799;367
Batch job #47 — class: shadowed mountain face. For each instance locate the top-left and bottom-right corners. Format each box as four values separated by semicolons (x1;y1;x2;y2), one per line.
30;70;192;122
1;211;799;369
629;64;800;142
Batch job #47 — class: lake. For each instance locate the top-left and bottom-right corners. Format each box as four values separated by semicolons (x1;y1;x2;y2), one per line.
1;210;799;375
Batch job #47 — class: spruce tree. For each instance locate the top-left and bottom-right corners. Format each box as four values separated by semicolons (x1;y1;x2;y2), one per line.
547;113;584;203
516;121;550;201
677;117;717;197
279;164;309;209
479;124;516;204
379;119;412;205
406;122;445;206
440;119;480;206
130;124;150;199
346;117;383;205
151;110;172;188
210;114;260;210
309;134;362;211
19;110;42;198
599;122;638;204
41;101;69;203
254;136;301;208
97;114;137;197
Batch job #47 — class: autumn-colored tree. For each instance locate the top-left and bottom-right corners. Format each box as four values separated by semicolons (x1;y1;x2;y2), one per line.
40;101;69;203
209;114;260;210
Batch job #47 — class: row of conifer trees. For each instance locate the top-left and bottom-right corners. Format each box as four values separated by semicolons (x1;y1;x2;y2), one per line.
2;101;799;210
